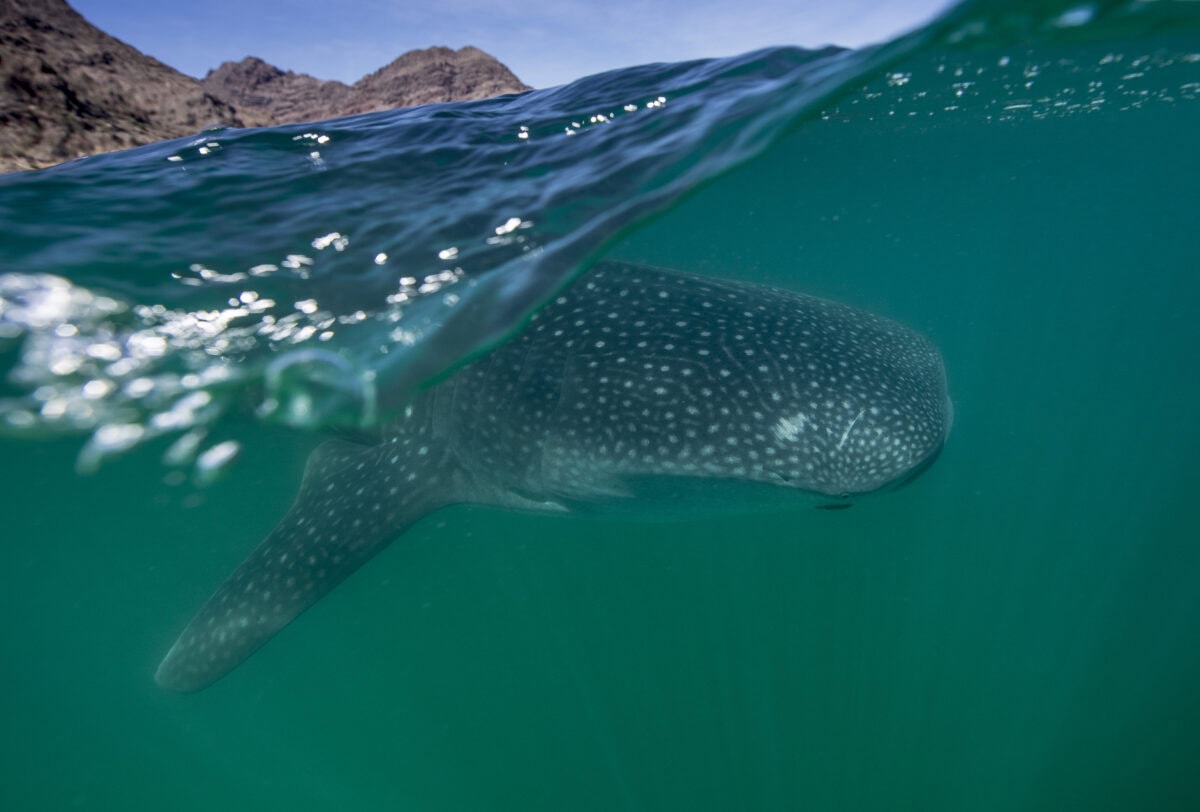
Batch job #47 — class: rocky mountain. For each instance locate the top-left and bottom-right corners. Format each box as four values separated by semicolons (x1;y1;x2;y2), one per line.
353;45;531;111
198;57;344;128
0;0;245;173
0;0;531;174
203;46;530;125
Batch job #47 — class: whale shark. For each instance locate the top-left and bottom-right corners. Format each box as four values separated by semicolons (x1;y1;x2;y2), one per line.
156;261;951;691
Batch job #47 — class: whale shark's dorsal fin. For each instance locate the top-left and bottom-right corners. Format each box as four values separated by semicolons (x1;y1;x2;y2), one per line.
156;434;456;692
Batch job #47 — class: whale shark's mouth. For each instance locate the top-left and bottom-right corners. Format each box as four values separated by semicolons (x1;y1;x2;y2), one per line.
880;393;952;496
814;437;946;509
889;441;946;493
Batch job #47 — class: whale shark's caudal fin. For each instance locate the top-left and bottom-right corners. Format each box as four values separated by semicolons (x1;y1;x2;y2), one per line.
156;434;455;692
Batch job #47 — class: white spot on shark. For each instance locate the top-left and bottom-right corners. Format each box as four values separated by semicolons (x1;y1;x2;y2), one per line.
772;412;812;442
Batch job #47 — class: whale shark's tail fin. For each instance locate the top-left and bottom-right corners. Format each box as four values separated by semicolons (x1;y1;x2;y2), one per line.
156;435;454;692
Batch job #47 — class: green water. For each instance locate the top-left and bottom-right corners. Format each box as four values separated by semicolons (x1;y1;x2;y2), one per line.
3;13;1200;812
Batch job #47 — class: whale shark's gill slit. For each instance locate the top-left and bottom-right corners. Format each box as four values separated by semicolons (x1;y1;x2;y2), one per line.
155;435;455;692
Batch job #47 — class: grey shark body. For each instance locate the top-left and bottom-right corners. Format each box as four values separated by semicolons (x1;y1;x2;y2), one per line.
156;262;951;691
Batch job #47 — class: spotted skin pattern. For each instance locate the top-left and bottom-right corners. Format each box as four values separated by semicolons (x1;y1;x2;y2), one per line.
156;262;951;691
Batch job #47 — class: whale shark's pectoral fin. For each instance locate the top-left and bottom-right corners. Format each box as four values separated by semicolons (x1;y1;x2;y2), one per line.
156;437;454;692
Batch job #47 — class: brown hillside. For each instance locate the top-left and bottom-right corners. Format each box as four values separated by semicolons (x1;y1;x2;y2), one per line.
0;0;245;172
202;46;531;125
0;0;531;173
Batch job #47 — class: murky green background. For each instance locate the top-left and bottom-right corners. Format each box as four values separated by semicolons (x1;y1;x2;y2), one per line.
3;31;1199;812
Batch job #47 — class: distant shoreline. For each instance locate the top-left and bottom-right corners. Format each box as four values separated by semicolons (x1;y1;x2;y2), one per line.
0;0;530;174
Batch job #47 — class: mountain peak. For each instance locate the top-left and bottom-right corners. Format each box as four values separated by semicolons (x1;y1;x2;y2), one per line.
0;1;532;173
202;46;531;124
0;0;245;172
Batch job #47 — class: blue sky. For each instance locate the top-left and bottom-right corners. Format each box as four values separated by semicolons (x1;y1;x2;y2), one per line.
71;0;952;90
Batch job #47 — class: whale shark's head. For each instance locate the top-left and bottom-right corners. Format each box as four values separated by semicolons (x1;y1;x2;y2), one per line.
490;264;951;506
748;294;952;499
